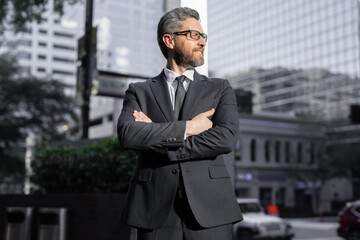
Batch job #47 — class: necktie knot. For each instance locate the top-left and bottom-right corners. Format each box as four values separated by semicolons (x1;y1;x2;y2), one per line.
176;75;186;85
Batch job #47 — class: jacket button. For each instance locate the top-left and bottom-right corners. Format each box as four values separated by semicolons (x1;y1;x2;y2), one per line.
172;169;179;174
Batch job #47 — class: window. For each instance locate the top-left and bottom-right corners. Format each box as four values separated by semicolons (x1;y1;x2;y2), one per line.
275;141;280;162
265;140;270;162
309;144;315;164
54;31;74;38
236;188;250;198
18;52;31;59
20;66;31;73
250;139;256;162
37;68;46;72
38;55;46;60
285;142;290;163
52;70;74;76
38;42;47;47
53;44;75;51
260;187;272;208
39;29;47;34
19;39;31;47
276;188;286;207
297;142;302;163
53;57;74;63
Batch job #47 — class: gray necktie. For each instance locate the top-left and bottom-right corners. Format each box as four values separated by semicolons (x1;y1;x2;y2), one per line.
174;75;187;120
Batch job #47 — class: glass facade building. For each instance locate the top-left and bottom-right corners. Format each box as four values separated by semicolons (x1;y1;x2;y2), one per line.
0;0;83;93
208;0;360;121
94;0;164;76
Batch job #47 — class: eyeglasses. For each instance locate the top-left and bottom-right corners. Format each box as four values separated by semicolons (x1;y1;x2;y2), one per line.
171;30;208;43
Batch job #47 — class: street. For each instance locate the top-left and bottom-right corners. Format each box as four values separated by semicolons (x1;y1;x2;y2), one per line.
287;217;343;240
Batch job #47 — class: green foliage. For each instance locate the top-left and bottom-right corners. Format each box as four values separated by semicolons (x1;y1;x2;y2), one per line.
0;53;78;147
0;148;25;181
0;0;80;33
326;143;360;178
0;53;78;181
31;137;137;193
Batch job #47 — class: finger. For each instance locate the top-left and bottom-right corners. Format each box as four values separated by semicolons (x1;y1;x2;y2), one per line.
133;111;152;122
133;111;144;121
139;111;152;122
133;111;141;119
203;108;215;117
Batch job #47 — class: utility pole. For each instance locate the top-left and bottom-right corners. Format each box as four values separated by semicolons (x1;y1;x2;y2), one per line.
81;0;94;139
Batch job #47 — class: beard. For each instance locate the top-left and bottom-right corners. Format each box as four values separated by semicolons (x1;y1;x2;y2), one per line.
174;47;204;69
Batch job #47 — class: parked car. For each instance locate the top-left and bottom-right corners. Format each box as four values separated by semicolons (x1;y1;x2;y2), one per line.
233;198;294;240
337;200;360;240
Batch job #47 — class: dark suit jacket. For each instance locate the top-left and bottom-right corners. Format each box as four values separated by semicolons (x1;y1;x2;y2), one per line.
117;70;243;229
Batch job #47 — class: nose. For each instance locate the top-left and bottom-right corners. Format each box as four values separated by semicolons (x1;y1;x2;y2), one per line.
198;36;206;47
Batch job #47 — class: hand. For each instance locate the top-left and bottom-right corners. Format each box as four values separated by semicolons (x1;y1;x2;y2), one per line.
133;110;152;122
186;108;214;137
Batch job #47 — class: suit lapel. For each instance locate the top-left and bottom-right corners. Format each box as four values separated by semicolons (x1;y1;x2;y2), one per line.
150;71;175;122
180;70;207;120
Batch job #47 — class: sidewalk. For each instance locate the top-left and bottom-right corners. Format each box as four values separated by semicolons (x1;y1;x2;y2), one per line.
286;216;339;230
285;216;339;223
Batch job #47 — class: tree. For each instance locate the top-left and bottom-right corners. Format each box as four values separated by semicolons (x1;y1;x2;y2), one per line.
31;137;137;193
326;143;360;178
0;53;78;180
0;0;80;33
289;143;360;215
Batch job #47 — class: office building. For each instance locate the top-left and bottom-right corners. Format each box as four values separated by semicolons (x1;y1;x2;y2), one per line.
208;0;360;121
0;0;83;94
232;112;352;212
88;0;165;138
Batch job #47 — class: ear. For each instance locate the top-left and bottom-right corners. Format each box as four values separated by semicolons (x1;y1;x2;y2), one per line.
163;34;175;50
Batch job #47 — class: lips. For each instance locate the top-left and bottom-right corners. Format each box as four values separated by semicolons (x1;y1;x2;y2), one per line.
194;48;204;55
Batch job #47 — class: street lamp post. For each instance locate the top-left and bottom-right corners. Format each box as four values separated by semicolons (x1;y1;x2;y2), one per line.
81;0;94;139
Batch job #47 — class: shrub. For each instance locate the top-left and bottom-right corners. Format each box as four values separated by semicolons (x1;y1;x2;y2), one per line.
31;137;137;193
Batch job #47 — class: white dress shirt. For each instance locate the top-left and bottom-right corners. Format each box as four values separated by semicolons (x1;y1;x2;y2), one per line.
163;67;194;139
163;67;194;110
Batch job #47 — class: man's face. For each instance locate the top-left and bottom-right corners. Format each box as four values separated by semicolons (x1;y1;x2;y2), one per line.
173;18;206;69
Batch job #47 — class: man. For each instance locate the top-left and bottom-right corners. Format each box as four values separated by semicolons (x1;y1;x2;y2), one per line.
117;7;243;240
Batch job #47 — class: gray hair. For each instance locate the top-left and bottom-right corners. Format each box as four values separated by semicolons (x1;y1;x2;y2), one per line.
157;7;200;58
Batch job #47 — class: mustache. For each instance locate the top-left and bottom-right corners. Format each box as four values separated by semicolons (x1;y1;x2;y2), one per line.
194;47;204;53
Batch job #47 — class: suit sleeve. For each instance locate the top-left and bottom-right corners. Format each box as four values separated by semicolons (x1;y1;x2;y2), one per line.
117;83;186;151
167;79;239;161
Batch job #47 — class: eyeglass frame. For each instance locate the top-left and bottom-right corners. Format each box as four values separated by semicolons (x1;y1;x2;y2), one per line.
170;30;208;43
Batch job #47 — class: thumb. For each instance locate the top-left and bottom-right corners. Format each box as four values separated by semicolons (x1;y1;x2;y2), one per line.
203;108;215;117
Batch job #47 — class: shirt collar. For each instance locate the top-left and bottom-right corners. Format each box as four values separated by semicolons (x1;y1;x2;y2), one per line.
164;67;195;84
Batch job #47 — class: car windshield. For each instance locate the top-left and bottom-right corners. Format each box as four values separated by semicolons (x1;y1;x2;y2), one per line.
239;203;262;213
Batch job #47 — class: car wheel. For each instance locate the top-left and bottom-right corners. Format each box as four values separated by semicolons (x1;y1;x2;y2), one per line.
236;230;253;240
346;229;360;240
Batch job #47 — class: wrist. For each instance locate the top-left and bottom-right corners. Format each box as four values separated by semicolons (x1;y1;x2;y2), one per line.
186;120;193;137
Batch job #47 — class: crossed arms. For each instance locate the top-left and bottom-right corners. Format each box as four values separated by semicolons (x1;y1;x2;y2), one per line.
133;109;214;138
117;80;239;161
